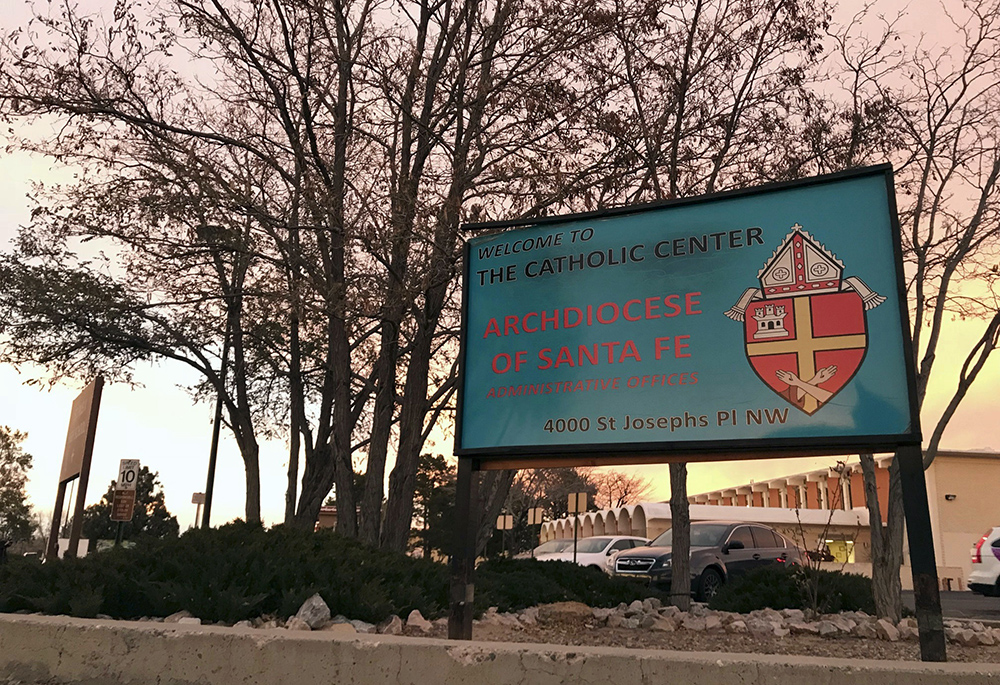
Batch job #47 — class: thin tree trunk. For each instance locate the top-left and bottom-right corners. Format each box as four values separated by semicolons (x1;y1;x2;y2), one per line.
475;470;517;556
860;452;904;622
669;462;691;610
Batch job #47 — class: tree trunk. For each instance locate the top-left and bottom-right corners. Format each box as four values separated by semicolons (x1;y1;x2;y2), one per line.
359;344;398;546
860;452;904;622
475;470;517;556
669;462;691;610
241;440;261;525
380;328;433;551
293;442;336;531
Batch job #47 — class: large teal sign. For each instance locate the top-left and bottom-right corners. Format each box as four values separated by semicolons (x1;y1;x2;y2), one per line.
456;166;920;458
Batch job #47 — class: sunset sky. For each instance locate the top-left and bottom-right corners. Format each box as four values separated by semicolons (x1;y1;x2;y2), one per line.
1;0;996;533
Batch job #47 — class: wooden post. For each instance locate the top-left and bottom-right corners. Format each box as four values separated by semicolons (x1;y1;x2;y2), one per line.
448;457;480;640
45;481;68;561
66;377;103;558
898;444;946;662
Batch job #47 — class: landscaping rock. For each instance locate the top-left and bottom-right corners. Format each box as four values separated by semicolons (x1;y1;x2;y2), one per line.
875;618;900;642
177;617;202;626
681;616;707;632
689;603;710;617
163;610;195;624
518;607;539;626
638;614;659;629
726;620;748;634
606;614;627;629
658;605;682;619
350;620;375;634
377;615;403;635
406;610;433;632
745;618;774;636
285;617;311;631
854;622;878;639
591;607;614;622
233;620;253;629
650;617;677;632
295;594;331;630
537;602;593;623
625;600;645;617
788;621;820;635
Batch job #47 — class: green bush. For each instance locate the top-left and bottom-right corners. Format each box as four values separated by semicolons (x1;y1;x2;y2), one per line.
0;523;664;624
708;564;875;615
0;522;451;624
475;558;667;614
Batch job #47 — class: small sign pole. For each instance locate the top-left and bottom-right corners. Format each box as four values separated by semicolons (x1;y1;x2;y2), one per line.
568;493;586;564
110;459;140;542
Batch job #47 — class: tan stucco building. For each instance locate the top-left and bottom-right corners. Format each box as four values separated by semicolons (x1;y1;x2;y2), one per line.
542;450;998;590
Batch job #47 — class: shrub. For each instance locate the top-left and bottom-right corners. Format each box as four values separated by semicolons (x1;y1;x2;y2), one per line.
708;564;875;615
0;524;663;623
475;558;667;614
0;522;451;624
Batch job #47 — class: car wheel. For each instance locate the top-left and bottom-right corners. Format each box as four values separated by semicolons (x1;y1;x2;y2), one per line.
697;568;724;602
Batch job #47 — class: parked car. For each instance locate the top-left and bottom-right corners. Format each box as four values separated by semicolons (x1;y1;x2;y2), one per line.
969;527;1000;596
534;535;649;572
513;538;576;560
612;521;801;601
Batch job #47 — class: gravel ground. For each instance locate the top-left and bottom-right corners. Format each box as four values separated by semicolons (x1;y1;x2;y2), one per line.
411;616;1000;663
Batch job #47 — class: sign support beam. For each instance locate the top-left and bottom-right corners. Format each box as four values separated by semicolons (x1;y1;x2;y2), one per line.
448;457;480;640
899;445;946;661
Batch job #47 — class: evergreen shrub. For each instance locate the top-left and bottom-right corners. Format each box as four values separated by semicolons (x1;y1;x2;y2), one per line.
708;564;875;615
475;558;667;613
0;523;663;623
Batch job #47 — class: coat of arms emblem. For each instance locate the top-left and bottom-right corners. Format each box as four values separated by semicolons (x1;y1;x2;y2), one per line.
725;224;885;415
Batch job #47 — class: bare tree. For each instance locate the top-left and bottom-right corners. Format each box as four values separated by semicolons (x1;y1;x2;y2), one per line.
588;469;655;509
837;1;1000;621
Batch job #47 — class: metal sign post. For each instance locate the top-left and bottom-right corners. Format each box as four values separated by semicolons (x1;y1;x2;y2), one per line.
111;459;140;545
496;514;513;557
568;492;586;564
191;492;206;528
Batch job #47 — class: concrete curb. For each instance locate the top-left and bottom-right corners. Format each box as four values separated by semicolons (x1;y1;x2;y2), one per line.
2;613;1000;684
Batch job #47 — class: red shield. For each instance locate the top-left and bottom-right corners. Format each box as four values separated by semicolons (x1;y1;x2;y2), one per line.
743;292;867;415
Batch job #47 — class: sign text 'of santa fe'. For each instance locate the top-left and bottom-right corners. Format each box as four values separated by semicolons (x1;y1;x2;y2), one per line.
457;166;920;459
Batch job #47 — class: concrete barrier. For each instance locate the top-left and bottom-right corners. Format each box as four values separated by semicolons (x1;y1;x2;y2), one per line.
2;613;1000;684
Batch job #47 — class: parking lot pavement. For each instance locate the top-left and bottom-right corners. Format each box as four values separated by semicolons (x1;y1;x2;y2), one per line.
902;590;1000;623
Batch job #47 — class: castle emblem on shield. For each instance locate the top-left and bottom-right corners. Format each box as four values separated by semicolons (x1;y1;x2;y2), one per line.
725;224;885;415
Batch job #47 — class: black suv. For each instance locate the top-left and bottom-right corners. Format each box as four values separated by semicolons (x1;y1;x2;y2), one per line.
612;521;801;600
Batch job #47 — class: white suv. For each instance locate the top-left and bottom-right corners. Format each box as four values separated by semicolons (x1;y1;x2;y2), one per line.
969;527;1000;596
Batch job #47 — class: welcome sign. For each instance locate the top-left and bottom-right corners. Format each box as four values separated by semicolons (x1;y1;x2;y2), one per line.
456;166;920;459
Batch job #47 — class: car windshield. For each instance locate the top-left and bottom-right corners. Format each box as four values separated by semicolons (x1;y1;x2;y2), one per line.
533;539;574;555
574;537;613;554
649;523;730;547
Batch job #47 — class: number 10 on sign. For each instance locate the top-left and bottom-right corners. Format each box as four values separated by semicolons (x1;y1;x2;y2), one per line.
117;459;139;491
